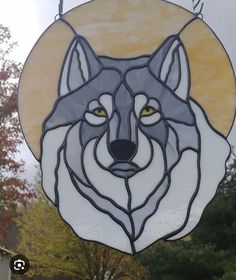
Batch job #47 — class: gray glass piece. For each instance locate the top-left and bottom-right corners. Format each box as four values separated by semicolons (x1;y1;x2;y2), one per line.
168;121;199;151
73;178;132;235
166;127;179;168
149;36;179;78
132;177;169;237
65;123;88;185
166;51;181;91
68;50;84;91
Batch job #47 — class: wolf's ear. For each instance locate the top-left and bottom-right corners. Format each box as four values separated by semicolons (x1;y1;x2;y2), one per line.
59;36;102;96
149;35;190;100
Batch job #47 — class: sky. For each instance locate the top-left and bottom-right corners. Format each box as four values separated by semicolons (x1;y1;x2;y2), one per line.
0;0;235;181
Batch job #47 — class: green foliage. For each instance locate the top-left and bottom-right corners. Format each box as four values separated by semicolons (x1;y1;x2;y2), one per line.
0;24;35;245
17;189;146;280
219;272;236;280
136;241;226;280
193;158;236;253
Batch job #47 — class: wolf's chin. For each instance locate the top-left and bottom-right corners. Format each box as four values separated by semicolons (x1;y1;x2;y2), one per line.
109;162;139;178
110;169;137;178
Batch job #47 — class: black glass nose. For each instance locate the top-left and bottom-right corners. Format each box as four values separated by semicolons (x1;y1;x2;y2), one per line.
110;140;136;161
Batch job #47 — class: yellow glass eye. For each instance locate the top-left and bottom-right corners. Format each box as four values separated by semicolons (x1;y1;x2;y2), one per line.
93;107;107;117
141;106;157;117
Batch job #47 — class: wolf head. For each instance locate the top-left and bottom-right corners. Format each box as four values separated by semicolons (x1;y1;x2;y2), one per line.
41;34;230;254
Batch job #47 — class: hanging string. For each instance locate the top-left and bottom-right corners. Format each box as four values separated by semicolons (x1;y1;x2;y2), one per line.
192;0;204;18
58;0;64;18
56;1;204;20
54;0;77;35
54;0;63;20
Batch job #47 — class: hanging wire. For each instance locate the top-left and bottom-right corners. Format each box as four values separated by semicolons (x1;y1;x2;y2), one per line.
54;0;77;35
192;0;204;19
58;0;64;18
55;0;64;20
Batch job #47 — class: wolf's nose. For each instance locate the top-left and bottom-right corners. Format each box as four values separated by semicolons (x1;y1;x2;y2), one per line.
110;140;136;161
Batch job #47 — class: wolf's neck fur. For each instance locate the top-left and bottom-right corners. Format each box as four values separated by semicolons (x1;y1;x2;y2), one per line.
72;173;170;240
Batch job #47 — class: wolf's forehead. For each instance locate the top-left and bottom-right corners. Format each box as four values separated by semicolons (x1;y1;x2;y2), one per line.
90;69;122;92
100;56;150;74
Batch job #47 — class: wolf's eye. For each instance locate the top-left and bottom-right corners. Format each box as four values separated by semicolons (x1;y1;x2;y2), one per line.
93;107;107;117
141;106;157;117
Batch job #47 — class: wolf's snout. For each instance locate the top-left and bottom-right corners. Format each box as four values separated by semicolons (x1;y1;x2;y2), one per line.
110;140;136;161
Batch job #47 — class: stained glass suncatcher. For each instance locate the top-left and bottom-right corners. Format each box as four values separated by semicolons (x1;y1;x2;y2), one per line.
18;0;236;254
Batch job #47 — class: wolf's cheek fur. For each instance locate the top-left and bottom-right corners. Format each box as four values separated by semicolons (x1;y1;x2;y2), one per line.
41;125;71;203
95;132;114;167
131;130;153;168
128;139;165;208
65;122;88;186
